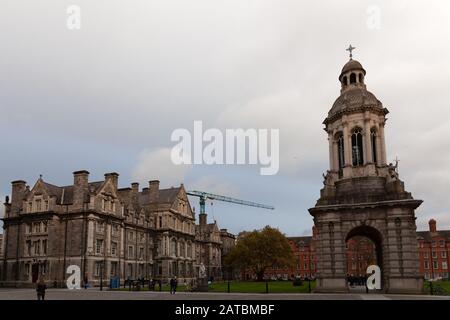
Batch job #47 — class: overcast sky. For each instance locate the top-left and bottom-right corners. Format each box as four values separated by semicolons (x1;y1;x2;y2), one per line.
1;0;450;236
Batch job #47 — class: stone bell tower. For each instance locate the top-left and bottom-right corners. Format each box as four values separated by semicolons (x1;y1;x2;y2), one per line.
309;46;423;293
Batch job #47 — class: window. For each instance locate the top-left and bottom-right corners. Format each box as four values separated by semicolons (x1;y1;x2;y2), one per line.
371;130;377;163
111;242;117;256
170;239;177;256
26;224;31;234
351;128;364;166
439;240;445;247
424;261;429;269
111;262;118;276
139;247;144;259
159;216;163;228
432;241;436;247
128;246;134;258
96;239;103;255
432;251;437;258
424;251;429;258
44;200;49;211
442;251;447;258
350;73;356;84
36;199;42;212
442;262;448;270
33;222;40;233
42;221;48;233
95;262;102;277
129;232;134;241
34;241;40;255
42;240;47;255
127;263;133;277
343;76;348;86
26;240;32;256
433;261;438;269
337;134;345;171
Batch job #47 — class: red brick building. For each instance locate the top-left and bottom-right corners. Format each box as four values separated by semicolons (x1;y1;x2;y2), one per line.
263;219;449;281
417;219;450;280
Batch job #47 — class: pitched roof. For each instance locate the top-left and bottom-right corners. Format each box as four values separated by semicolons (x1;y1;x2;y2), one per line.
416;230;450;241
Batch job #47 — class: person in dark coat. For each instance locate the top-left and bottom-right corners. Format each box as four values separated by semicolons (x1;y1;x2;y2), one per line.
36;276;47;300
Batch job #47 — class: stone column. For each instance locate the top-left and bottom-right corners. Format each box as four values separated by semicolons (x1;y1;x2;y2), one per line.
86;219;95;255
328;132;335;171
364;119;373;164
343;122;351;166
379;123;387;165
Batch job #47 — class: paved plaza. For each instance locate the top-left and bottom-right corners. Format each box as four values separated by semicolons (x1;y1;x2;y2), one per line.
0;288;448;300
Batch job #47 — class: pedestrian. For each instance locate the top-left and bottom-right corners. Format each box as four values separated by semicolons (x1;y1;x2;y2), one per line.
169;277;175;294
172;277;178;294
36;276;47;300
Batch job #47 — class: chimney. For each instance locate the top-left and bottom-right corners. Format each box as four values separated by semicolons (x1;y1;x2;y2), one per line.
73;170;89;208
149;180;160;202
131;182;139;193
104;172;119;189
429;219;437;233
199;213;207;226
10;180;27;216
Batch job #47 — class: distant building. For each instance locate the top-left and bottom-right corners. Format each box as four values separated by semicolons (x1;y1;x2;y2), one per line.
0;171;234;287
219;228;236;280
417;219;450;280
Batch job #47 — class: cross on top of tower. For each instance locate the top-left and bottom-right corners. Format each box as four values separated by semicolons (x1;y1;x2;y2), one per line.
346;44;356;59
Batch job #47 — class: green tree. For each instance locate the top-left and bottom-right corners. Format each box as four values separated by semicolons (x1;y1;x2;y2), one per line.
224;226;295;281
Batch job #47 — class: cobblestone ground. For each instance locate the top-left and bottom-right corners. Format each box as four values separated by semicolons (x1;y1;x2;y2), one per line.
0;288;448;300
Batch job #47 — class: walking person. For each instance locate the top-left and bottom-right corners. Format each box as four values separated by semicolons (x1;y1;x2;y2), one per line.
169;277;175;294
36;276;47;300
172;277;178;294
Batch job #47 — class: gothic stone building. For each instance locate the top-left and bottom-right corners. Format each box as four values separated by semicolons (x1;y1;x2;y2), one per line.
0;170;233;287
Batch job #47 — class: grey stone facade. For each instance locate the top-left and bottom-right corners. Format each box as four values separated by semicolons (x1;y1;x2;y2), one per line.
309;57;423;293
0;171;234;287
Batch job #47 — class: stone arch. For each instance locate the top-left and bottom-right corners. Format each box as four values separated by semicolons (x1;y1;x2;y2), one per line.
345;224;384;288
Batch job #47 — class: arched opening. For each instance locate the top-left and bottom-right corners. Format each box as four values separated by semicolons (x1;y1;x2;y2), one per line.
343;76;348;86
351;128;364;166
345;225;383;291
350;73;356;84
359;73;363;83
336;133;345;174
370;129;377;164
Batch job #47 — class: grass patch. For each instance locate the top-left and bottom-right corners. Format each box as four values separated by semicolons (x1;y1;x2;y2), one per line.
111;280;316;293
423;280;450;296
208;280;316;293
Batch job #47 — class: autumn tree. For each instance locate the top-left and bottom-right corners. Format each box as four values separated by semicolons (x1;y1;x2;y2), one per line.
224;226;295;281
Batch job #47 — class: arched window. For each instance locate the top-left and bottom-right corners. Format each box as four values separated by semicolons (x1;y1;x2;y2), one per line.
351;128;364;166
350;73;356;84
343;76;348;86
371;130;377;164
337;134;345;170
359;73;363;83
